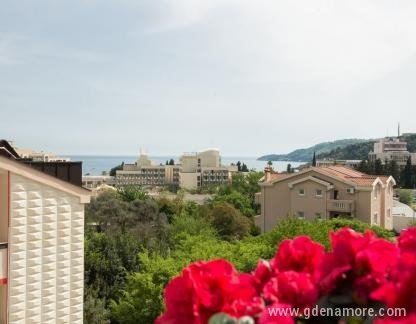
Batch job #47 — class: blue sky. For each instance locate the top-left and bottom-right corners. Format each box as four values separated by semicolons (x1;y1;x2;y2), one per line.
1;0;416;156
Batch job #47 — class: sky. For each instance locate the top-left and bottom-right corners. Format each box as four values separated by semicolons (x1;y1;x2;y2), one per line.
1;0;416;157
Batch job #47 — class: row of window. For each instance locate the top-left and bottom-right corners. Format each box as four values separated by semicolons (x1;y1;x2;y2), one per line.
297;211;322;219
298;188;323;197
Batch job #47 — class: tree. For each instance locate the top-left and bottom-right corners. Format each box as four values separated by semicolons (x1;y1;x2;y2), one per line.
267;161;273;167
374;159;384;175
169;159;175;165
117;186;149;202
110;162;124;176
210;190;255;217
287;164;294;173
241;163;249;172
312;151;316;167
356;160;368;173
399;189;413;205
403;157;413;189
236;161;242;172
386;159;400;183
209;203;250;241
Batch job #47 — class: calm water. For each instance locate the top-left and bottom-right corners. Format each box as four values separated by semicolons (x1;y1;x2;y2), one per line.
67;155;303;176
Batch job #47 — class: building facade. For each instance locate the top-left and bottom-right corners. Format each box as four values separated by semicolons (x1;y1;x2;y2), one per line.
316;159;362;169
115;149;237;189
178;149;237;190
0;155;90;324
255;166;395;233
369;137;416;166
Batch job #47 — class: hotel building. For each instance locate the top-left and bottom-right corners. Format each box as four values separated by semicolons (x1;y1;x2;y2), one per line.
115;149;237;190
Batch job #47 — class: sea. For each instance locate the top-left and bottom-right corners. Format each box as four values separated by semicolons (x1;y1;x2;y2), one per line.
66;155;303;176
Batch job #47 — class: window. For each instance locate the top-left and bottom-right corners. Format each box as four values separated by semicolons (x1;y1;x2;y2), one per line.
298;188;305;196
297;211;305;219
375;185;381;199
315;213;322;219
316;189;323;197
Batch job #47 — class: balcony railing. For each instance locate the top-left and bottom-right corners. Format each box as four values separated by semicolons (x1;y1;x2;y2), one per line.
327;199;355;212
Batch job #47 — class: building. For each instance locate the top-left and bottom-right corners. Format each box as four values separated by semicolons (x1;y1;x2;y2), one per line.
82;175;116;189
115;149;237;190
115;153;180;188
179;149;237;190
392;200;415;232
315;159;362;169
11;142;70;162
254;166;395;233
368;137;416;167
0;151;90;323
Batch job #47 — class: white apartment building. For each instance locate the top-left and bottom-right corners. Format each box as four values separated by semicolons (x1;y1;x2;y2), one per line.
0;154;90;324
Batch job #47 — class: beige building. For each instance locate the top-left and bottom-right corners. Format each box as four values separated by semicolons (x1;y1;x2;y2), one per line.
116;149;237;190
116;153;180;188
0;154;90;323
255;166;395;233
369;137;416;166
179;149;237;190
11;142;70;163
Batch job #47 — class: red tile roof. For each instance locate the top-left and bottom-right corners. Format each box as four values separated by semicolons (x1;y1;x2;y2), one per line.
319;166;391;186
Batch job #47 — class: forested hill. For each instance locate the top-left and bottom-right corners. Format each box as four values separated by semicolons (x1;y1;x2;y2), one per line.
317;141;375;160
258;139;367;162
317;134;416;161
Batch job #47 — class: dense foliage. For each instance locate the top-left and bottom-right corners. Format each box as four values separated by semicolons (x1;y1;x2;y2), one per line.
84;173;397;323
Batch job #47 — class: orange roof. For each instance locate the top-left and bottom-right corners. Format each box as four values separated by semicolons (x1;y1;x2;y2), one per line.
318;166;391;186
267;173;291;181
264;165;393;188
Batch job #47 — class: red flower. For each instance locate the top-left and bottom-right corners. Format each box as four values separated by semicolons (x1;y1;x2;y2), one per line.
371;253;416;312
263;271;319;312
270;236;324;275
316;228;395;295
258;303;295;324
398;227;416;254
156;259;258;324
252;260;273;292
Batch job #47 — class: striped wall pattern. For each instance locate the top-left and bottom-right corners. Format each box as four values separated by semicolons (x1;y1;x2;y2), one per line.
8;174;84;324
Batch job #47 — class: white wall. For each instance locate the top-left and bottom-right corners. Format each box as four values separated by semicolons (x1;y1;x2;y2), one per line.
8;174;85;323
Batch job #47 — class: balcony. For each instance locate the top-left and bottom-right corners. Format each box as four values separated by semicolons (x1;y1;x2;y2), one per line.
1;242;7;285
327;199;355;213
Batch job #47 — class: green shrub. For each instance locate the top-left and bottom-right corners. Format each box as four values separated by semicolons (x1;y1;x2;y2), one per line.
399;189;413;205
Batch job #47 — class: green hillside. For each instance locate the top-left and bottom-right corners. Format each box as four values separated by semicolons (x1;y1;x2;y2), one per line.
258;139;368;162
318;134;416;161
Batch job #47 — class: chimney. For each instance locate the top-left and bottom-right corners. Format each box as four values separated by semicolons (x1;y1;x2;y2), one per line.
264;166;274;182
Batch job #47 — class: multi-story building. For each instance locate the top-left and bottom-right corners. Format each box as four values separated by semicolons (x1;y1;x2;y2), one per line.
368;137;416;166
179;149;237;190
115;149;237;189
115;153;180;187
10;142;70;162
0;144;90;323
255;166;395;233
